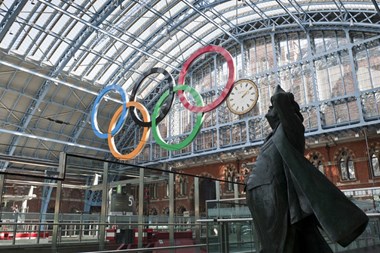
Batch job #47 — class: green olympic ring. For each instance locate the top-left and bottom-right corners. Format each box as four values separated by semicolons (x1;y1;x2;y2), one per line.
91;45;235;160
151;85;204;151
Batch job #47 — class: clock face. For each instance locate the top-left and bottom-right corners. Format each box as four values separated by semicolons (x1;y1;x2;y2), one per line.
226;79;259;115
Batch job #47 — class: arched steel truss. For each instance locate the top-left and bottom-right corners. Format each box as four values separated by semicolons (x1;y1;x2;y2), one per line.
0;1;379;172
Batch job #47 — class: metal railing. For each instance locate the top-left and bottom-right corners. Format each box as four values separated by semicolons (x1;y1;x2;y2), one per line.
0;212;206;252
1;212;380;252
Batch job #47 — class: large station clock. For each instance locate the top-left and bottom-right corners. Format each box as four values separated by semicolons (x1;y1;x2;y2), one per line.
226;79;259;115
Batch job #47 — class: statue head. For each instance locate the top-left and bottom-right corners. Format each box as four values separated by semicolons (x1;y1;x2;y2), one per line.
265;85;304;130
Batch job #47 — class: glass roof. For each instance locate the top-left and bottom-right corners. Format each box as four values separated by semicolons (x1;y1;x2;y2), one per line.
0;0;379;168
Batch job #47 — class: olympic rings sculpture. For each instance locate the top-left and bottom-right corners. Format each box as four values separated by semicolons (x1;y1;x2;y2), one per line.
91;45;235;160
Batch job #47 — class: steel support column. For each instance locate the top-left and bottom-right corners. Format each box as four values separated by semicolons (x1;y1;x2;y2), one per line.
39;180;53;231
194;177;200;245
0;0;27;40
0;174;4;221
99;162;109;251
346;29;365;124
138;167;145;248
52;180;62;252
169;172;175;249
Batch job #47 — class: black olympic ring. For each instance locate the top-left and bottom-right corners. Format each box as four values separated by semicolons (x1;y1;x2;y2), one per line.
129;68;175;127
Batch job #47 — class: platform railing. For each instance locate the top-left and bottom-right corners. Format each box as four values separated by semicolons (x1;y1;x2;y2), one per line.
328;213;380;252
196;215;380;253
0;213;205;252
1;212;380;252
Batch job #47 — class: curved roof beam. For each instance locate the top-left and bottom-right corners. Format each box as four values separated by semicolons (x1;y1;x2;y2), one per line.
0;128;108;153
287;0;310;19
275;0;306;32
371;0;380;17
105;2;203;89
244;1;271;21
138;0;206;46
41;0;179;72
69;1;183;83
109;0;233;89
0;0;28;40
182;0;240;44
5;0;121;159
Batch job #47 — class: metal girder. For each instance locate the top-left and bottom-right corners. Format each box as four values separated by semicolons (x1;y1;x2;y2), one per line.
107;0;211;87
136;20;380;167
108;0;234;87
77;0;151;81
0;0;28;40
39;180;53;230
41;0;179;72
371;0;380;17
5;0;121;161
288;0;311;20
140;0;206;46
0;128;108;152
206;6;238;32
275;0;306;32
244;1;271;21
84;177;94;213
333;0;349;15
182;0;240;44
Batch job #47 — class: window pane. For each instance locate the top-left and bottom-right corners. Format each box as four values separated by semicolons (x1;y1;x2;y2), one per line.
348;159;356;180
340;158;348;180
371;155;380;177
318;162;324;174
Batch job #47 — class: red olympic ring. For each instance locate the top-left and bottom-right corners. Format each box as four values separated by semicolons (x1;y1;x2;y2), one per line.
91;45;236;160
177;45;235;113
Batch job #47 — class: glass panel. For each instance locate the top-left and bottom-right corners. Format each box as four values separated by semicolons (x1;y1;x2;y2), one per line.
205;198;257;252
348;159;356;180
335;102;350;124
371;154;380;177
315;57;330;100
340;158;348;180
368;45;380;89
318;162;324;174
248;37;272;75
361;91;380;120
356;47;372;91
314;32;325;55
303;107;318;131
0;174;54;245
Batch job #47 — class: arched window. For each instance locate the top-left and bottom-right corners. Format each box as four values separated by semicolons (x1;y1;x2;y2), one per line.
241;164;251;182
224;165;237;192
177;206;187;215
162;207;169;215
370;152;380;177
179;175;188;196
165;181;169;198
316;161;324;174
149;183;157;199
338;151;356;181
149;207;158;215
308;152;324;174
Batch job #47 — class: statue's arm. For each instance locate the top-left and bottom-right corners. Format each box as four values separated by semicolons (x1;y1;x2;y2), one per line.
272;87;305;151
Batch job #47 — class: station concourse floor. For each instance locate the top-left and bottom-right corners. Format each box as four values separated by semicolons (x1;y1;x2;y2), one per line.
0;242;119;253
2;244;380;253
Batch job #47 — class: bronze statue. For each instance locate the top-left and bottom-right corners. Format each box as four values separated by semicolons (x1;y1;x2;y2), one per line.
245;85;368;253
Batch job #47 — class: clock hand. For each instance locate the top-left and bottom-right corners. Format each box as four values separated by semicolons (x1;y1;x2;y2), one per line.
241;90;249;98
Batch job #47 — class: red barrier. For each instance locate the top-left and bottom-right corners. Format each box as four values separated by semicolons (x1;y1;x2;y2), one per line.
106;228;116;242
133;228;154;244
0;231;49;240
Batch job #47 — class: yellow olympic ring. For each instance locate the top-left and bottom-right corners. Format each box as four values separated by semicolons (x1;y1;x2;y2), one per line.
107;101;150;160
